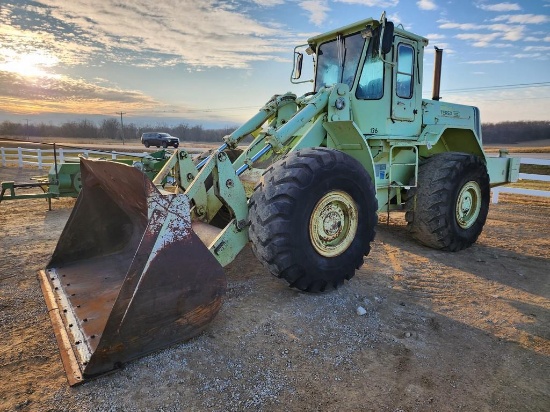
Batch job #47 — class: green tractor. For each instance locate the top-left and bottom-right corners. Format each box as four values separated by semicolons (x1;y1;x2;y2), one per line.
39;14;519;384
0;149;170;209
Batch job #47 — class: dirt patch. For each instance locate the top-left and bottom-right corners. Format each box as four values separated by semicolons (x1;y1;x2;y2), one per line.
1;166;549;411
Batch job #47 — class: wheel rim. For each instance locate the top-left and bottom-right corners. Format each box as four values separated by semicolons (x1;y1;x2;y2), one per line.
455;181;482;229
309;190;358;257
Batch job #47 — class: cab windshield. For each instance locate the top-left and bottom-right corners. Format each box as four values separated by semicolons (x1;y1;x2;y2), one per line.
314;32;366;92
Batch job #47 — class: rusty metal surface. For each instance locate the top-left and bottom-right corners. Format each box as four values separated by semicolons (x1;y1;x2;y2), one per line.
38;269;84;386
41;159;226;385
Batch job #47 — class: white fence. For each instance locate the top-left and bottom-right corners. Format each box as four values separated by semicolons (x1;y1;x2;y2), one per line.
2;147;548;202
491;157;550;203
0;146;148;169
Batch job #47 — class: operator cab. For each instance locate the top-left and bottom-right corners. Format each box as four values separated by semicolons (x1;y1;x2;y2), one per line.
293;15;428;138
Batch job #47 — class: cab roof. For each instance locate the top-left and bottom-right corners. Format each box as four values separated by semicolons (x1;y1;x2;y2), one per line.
307;17;429;48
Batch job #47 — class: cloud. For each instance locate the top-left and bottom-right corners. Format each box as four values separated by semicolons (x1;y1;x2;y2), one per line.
299;0;330;26
527;34;550;42
491;14;550;24
512;53;547;60
455;32;499;47
335;0;399;6
454;28;525;45
439;22;478;30
440;18;527;46
0;70;160;114
425;33;446;40
524;46;550;52
252;0;285;5
464;60;505;64
0;1;295;70
417;0;437;11
0;17;99;69
477;2;521;12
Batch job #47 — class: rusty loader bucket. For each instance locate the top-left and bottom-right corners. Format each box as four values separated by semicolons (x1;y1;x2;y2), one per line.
38;159;226;385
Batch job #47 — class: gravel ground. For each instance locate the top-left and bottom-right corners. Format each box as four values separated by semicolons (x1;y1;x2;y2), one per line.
1;166;549;411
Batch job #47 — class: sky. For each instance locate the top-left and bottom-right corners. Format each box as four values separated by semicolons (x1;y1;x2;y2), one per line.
0;0;549;128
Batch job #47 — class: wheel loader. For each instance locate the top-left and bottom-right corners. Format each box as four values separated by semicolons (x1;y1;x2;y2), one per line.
38;14;520;385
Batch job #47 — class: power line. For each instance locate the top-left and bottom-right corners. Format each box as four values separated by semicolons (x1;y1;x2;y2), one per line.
463;96;550;102
423;81;550;94
149;106;259;114
175;82;550;114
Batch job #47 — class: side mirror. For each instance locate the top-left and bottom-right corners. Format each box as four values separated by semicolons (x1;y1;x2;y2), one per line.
380;21;394;55
293;52;303;80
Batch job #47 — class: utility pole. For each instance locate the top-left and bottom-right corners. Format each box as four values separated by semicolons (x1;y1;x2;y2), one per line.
116;112;126;145
23;118;29;140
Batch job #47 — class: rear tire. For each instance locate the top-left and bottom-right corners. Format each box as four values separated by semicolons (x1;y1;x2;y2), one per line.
144;142;150;148
249;148;378;292
162;142;168;148
405;152;489;251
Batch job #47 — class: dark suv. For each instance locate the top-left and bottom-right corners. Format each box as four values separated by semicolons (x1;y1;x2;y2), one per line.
141;132;179;148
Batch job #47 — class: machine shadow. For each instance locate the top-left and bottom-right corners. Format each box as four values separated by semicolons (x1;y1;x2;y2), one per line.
375;219;549;299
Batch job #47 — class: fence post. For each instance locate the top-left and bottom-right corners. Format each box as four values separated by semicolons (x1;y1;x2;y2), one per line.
1;147;5;167
37;149;43;169
59;147;65;163
111;151;116;160
491;189;499;204
18;147;23;167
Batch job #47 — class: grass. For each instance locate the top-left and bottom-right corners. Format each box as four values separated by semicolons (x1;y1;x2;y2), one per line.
505;180;550;191
485;146;550;154
520;164;550;175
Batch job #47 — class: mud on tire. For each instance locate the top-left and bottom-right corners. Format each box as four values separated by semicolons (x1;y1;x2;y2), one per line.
248;147;378;292
405;152;490;251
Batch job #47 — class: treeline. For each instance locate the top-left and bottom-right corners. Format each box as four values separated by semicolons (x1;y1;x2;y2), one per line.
1;119;549;144
0;119;236;143
482;121;550;144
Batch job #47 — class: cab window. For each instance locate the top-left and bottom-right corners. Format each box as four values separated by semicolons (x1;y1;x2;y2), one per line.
356;37;384;100
314;32;365;92
396;43;414;99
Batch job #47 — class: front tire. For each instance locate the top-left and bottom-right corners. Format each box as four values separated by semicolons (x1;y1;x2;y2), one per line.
249;148;378;292
144;142;150;148
405;152;490;251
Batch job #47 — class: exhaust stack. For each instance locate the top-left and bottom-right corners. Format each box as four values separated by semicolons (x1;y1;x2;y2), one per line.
432;46;443;101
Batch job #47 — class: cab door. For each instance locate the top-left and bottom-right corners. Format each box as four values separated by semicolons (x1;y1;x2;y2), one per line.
392;39;418;122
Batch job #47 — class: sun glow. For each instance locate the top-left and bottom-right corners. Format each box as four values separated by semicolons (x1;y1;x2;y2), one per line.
0;49;59;78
